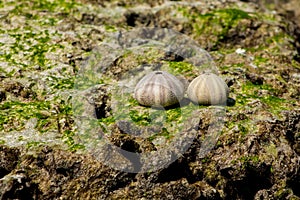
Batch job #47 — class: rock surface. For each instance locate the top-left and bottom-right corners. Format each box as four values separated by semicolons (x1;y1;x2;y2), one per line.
0;0;299;199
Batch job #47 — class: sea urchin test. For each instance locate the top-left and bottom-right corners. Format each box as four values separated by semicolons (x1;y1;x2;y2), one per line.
187;72;229;105
134;71;185;107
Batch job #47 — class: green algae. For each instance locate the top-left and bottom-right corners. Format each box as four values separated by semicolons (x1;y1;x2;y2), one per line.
104;25;118;32
62;129;85;151
239;81;293;114
0;0;298;154
0;101;51;132
48;76;75;90
0;94;82;150
240;155;260;165
112;94;184;127
178;7;252;41
253;56;269;66
0;0;80;81
0;29;64;75
129;109;152;126
7;0;78;14
0;0;299;198
148;127;173;141
225;118;254;137
166;61;197;77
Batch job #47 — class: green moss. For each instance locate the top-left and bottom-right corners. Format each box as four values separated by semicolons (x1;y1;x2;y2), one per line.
265;32;294;53
0;0;81;81
98;116;116;125
267;32;288;44
219;62;246;71
2;0;79;34
32;0;77;12
74;76;106;90
55;98;85;151
261;95;284;106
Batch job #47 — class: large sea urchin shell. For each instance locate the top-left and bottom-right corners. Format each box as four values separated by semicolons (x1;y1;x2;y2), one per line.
187;72;229;105
134;71;185;107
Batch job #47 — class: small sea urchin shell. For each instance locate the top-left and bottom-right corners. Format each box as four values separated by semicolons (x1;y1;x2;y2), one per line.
187;72;229;105
134;71;185;107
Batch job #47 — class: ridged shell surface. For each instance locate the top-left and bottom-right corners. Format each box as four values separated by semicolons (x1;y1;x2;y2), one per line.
187;72;229;105
134;71;185;107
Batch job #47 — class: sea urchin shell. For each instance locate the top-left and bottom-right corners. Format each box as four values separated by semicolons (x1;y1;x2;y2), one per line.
134;71;185;107
187;72;229;105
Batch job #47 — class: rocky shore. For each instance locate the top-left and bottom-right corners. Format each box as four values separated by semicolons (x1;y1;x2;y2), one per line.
0;0;299;199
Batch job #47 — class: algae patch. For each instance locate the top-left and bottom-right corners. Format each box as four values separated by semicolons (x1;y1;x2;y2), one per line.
178;7;252;43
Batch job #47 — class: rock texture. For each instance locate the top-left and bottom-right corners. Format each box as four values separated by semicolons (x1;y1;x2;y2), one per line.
0;0;299;199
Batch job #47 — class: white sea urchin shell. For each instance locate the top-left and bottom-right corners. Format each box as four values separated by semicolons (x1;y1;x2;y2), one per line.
134;71;185;107
187;72;229;105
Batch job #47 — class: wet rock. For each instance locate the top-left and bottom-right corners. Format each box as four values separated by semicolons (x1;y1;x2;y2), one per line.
0;146;135;199
1;0;300;199
109;177;222;200
0;146;20;179
4;82;25;97
124;10;155;27
245;72;264;85
91;85;112;119
283;110;300;155
0;90;6;102
0;171;40;200
2;81;36;99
